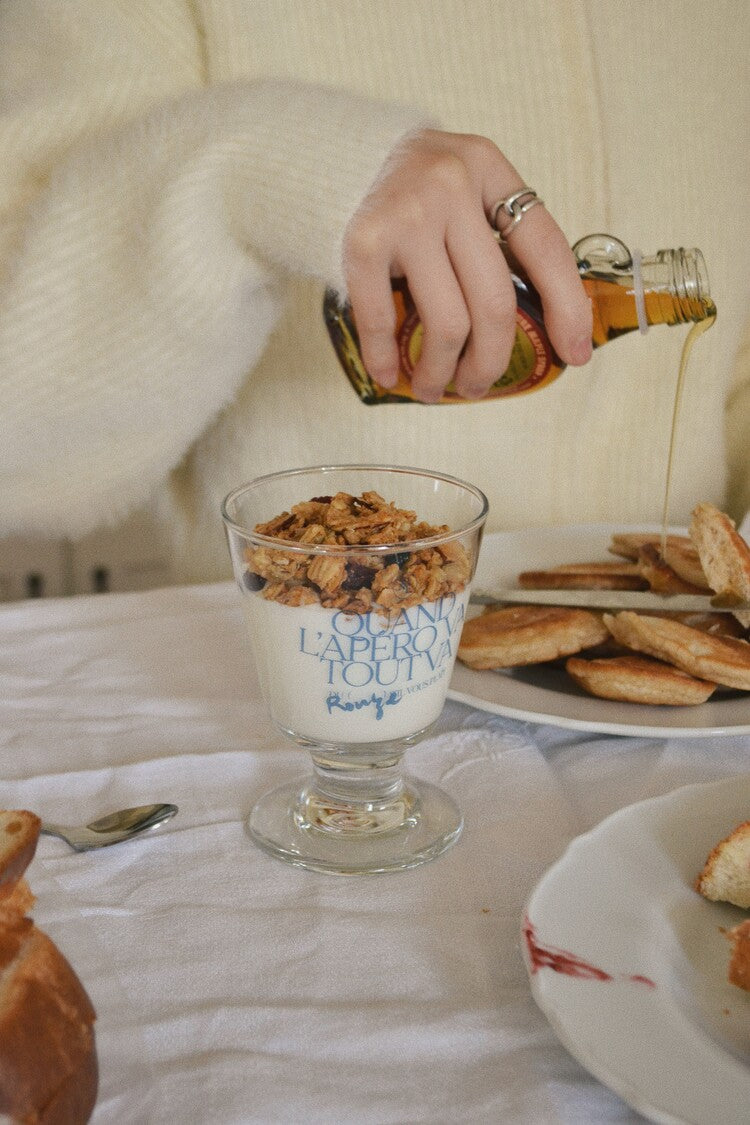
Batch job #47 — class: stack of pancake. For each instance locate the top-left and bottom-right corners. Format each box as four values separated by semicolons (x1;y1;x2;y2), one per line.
457;502;750;706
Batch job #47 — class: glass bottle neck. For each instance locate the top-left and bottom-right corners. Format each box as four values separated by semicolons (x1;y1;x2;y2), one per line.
573;235;713;327
636;248;712;323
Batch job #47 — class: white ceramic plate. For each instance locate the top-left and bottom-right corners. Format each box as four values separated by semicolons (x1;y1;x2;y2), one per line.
523;776;750;1124
448;524;750;737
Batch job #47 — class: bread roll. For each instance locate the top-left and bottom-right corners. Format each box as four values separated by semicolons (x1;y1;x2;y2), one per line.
0;810;98;1125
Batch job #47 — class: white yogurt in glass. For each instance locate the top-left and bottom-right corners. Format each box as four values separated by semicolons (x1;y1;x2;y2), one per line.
242;589;468;744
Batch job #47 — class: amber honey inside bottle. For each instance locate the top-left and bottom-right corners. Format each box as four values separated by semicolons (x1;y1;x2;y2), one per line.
323;233;715;405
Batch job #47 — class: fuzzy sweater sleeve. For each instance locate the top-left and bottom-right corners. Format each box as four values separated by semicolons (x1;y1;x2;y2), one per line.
0;0;430;536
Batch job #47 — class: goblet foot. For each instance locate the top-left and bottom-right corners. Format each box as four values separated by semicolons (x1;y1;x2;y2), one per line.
246;776;462;875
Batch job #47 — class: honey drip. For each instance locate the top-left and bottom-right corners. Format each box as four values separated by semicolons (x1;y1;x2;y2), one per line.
660;302;717;557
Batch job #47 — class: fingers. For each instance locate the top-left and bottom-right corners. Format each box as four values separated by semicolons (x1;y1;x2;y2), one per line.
405;250;471;403
349;227;513;405
344;248;400;390
500;204;593;366
444;211;518;399
344;141;489;402
343;129;594;405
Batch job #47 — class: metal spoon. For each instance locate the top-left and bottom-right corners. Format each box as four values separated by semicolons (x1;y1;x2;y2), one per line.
40;803;178;851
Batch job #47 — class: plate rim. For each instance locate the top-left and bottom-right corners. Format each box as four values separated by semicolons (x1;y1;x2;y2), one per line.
522;775;750;1124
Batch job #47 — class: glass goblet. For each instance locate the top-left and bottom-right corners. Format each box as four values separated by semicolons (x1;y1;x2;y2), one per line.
222;464;488;875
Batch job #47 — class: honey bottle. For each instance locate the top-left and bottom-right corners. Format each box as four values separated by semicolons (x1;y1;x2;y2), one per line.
323;234;715;404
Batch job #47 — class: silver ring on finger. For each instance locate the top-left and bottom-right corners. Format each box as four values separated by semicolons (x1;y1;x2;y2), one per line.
489;188;544;244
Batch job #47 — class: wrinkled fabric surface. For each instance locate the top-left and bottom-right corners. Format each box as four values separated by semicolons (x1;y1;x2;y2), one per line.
1;581;749;1123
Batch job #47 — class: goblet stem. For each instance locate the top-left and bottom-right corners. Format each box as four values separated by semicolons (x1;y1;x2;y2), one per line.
247;751;462;873
298;752;418;836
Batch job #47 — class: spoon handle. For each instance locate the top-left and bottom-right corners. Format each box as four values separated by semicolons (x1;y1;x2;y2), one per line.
40;804;178;851
39;823;108;851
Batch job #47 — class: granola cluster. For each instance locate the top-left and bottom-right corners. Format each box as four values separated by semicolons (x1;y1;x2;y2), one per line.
243;490;471;613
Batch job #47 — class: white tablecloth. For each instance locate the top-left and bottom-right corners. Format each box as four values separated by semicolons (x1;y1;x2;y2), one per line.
2;581;749;1124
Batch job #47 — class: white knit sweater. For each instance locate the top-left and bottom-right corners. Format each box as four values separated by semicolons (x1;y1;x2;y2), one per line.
1;0;748;582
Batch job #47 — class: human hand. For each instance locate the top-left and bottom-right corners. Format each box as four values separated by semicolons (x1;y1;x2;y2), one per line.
342;129;593;403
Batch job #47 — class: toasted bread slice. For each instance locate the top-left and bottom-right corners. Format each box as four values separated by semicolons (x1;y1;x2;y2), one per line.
603;611;750;690
518;562;647;591
566;654;716;706
457;605;609;669
695;821;750;907
689;502;750;628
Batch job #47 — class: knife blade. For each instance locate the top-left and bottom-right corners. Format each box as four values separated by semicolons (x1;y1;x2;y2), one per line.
470;588;750;613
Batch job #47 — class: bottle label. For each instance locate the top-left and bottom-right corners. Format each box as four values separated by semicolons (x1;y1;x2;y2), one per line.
322;283;565;406
396;302;555;398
